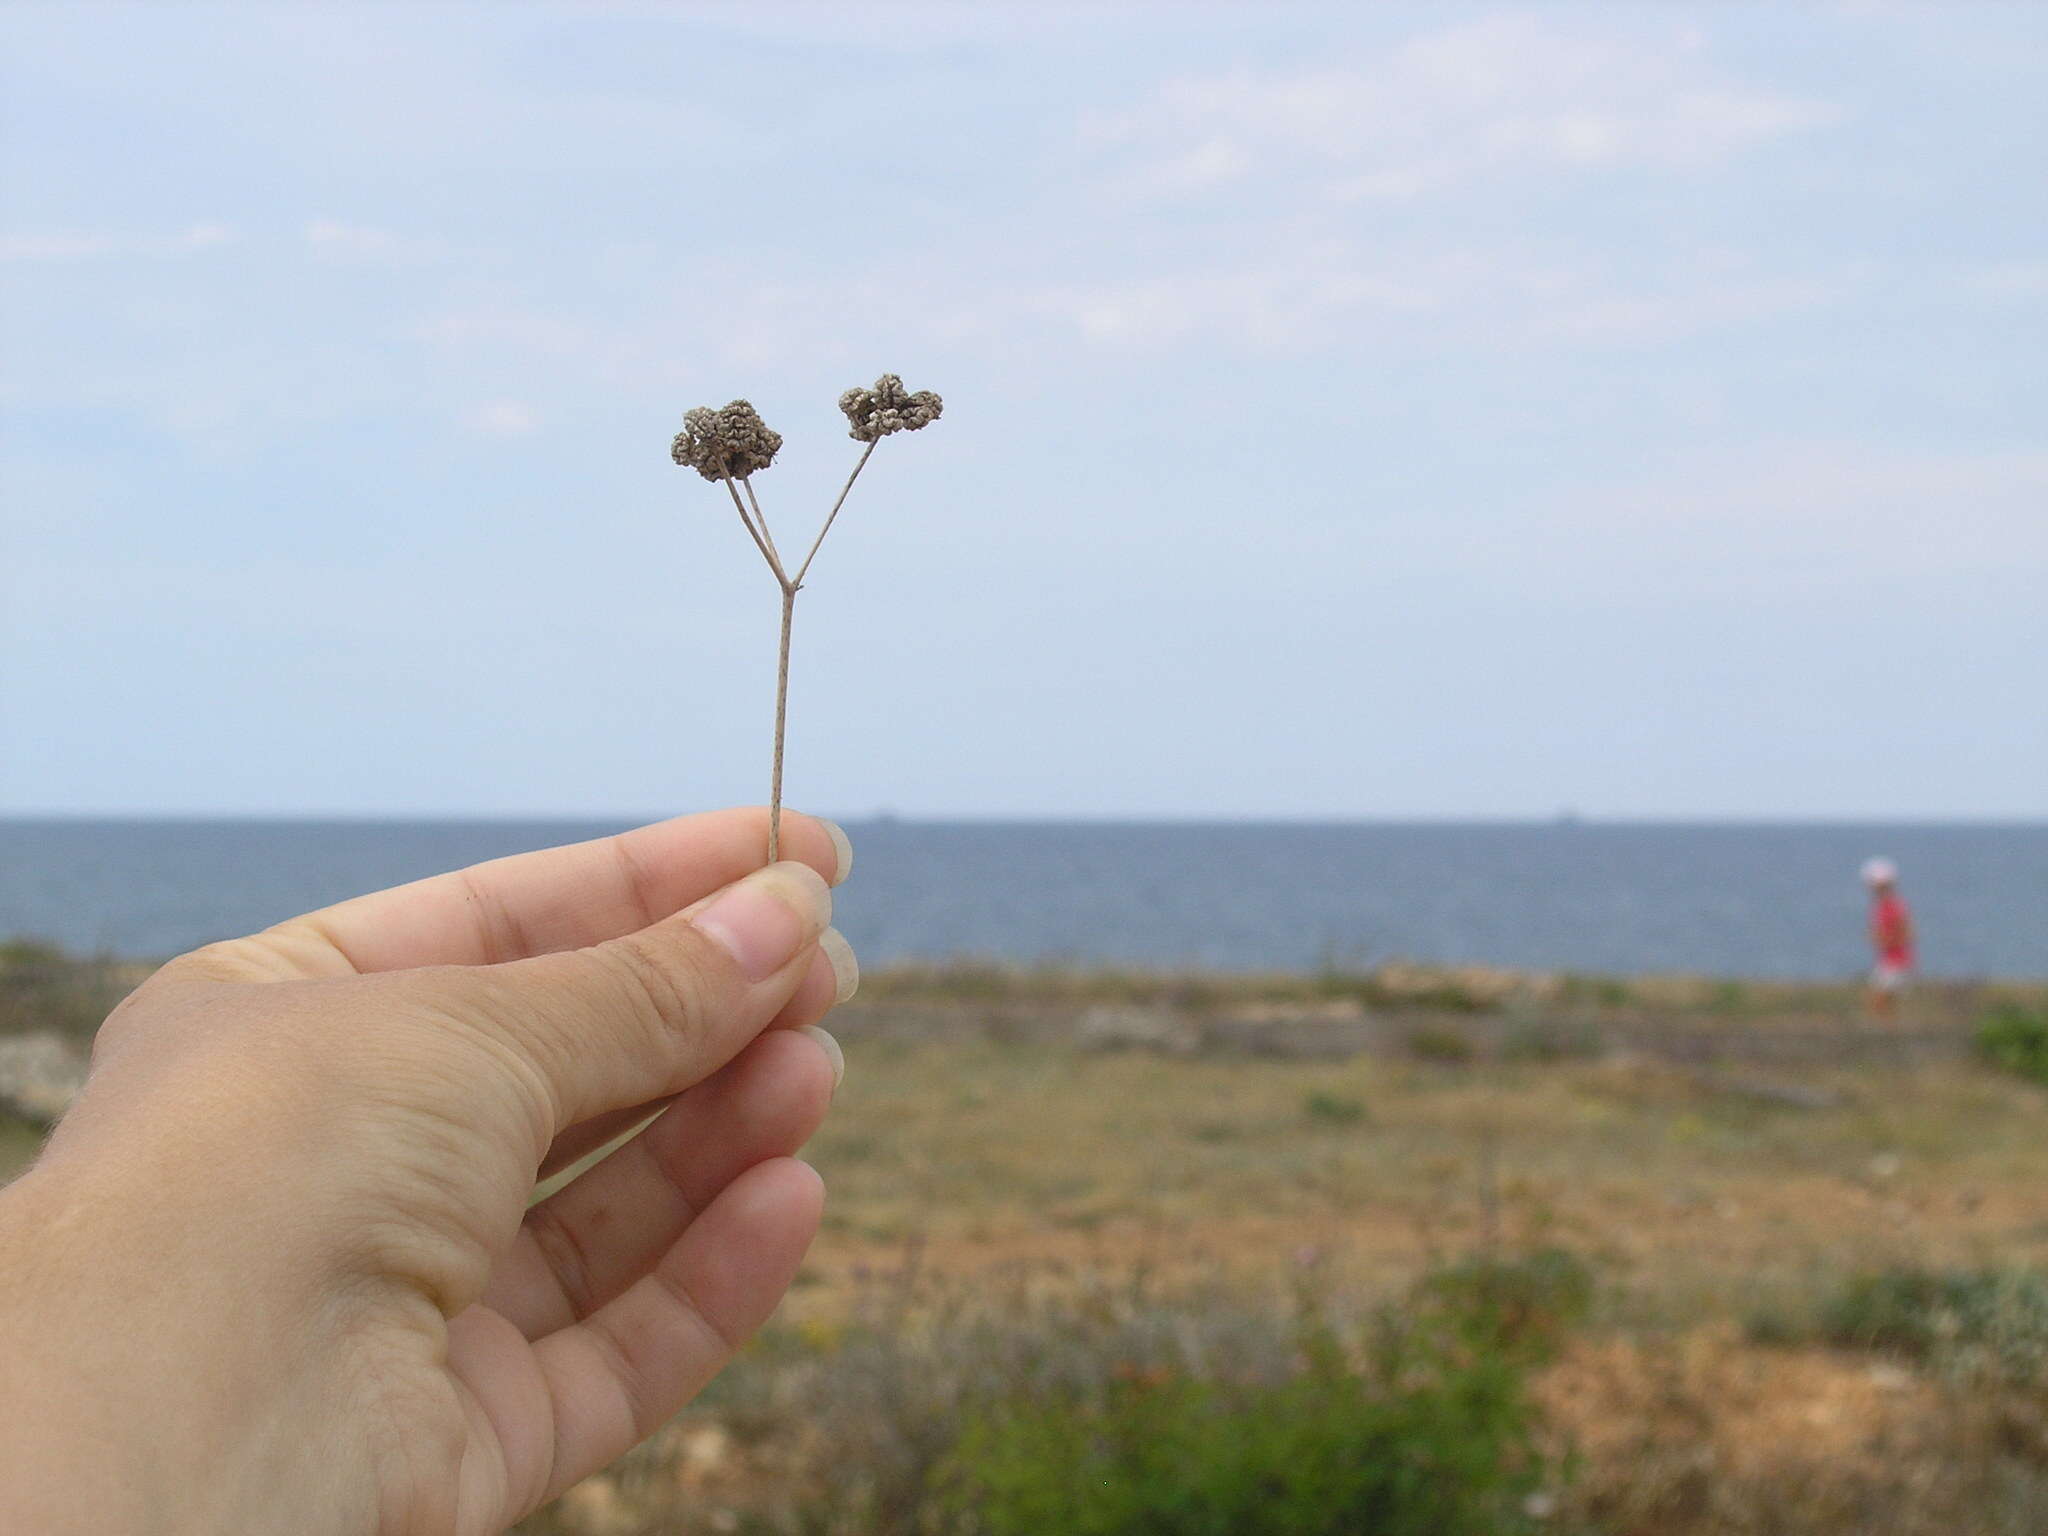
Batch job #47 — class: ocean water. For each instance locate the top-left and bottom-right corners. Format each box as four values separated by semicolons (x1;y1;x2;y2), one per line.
0;819;2042;980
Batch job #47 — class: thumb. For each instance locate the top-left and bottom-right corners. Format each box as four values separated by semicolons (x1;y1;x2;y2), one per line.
438;860;834;1145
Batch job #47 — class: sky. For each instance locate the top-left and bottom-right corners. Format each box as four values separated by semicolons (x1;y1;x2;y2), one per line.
1;1;2043;821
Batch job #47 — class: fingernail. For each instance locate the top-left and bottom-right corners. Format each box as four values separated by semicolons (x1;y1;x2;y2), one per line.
693;864;830;982
798;1024;845;1092
819;927;860;1005
819;819;854;887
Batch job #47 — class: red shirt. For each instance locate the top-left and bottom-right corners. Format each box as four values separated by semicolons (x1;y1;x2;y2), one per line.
1872;892;1914;968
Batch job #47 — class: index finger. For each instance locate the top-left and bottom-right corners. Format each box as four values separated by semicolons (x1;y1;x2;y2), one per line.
262;808;849;976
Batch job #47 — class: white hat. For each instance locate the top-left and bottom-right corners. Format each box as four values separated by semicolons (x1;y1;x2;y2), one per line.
1861;857;1898;886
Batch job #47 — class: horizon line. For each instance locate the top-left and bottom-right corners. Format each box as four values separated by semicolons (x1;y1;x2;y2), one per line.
3;810;2045;828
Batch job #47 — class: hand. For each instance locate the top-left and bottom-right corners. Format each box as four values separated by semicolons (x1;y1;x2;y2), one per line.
0;808;857;1536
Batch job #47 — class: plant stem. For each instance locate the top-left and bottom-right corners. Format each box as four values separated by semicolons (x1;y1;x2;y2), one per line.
742;476;785;577
729;446;878;865
793;439;878;587
768;581;796;863
723;475;785;584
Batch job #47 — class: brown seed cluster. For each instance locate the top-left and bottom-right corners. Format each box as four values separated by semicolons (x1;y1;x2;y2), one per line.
837;373;943;443
670;399;784;482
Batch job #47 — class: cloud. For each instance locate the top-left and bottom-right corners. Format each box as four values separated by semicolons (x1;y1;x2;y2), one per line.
415;295;600;358
1088;13;1840;201
303;219;441;264
1039;245;1451;349
1011;245;1850;354
460;400;540;436
0;222;236;261
1480;443;2048;601
1963;261;2048;302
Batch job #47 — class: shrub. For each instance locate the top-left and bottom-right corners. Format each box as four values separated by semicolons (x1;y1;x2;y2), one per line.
1821;1264;2048;1383
1302;1091;1369;1127
1405;1025;1476;1064
1410;1247;1597;1365
1500;1019;1604;1063
946;1307;1551;1536
0;938;67;971
0;943;136;1040
1707;980;1749;1014
1559;974;1631;1008
695;1252;1582;1536
1976;1004;2048;1086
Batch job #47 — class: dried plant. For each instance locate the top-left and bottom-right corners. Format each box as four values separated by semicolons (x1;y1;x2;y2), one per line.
672;375;943;862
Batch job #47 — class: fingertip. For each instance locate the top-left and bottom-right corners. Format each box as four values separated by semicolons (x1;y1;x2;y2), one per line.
737;1016;840;1118
773;858;832;912
777;1153;826;1209
720;1155;826;1239
818;819;854;887
767;946;842;1033
818;927;858;1004
796;1024;845;1095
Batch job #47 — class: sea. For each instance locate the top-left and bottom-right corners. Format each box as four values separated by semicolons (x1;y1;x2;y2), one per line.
0;819;2042;980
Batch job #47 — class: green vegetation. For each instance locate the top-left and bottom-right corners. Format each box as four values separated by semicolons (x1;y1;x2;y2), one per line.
1403;1023;1476;1063
1559;974;1632;1008
1500;1018;1604;1062
1301;1090;1369;1127
1821;1265;2048;1377
947;1293;1553;1536
1411;1247;1596;1365
1975;1002;2048;1085
0;941;142;1042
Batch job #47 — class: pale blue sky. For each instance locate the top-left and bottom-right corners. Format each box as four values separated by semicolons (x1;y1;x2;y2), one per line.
2;2;2043;819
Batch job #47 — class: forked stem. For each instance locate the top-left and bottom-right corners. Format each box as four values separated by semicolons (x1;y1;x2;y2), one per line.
794;439;878;587
723;475;786;585
742;476;785;576
727;441;889;864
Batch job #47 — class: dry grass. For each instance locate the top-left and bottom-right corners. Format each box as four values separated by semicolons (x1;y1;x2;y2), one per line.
513;991;2048;1534
787;1030;2048;1321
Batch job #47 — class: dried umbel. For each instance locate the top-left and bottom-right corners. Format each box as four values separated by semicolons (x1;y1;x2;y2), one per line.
672;376;944;862
671;400;784;481
838;373;944;442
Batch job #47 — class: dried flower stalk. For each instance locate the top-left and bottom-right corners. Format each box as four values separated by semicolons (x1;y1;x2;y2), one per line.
672;375;943;863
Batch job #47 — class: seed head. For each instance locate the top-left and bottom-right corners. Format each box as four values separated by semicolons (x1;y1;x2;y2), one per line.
671;399;784;482
838;374;943;443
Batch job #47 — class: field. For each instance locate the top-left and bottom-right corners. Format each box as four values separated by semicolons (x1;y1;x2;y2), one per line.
7;948;2048;1532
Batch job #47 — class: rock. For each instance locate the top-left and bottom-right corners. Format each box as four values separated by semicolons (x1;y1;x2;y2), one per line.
1699;1072;1845;1111
1370;961;1559;1009
1627;974;1718;1010
1222;998;1367;1025
1074;1006;1200;1055
556;1477;635;1535
674;1422;733;1489
1200;1015;1375;1060
0;1032;87;1126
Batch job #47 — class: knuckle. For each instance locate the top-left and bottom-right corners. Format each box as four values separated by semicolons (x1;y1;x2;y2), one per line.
160;940;260;985
397;974;562;1149
600;930;717;1044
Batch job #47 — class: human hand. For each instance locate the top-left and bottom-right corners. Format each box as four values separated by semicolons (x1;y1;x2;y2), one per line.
0;808;857;1536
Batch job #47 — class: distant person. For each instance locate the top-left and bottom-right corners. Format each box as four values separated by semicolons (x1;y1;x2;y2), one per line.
1862;857;1915;1019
